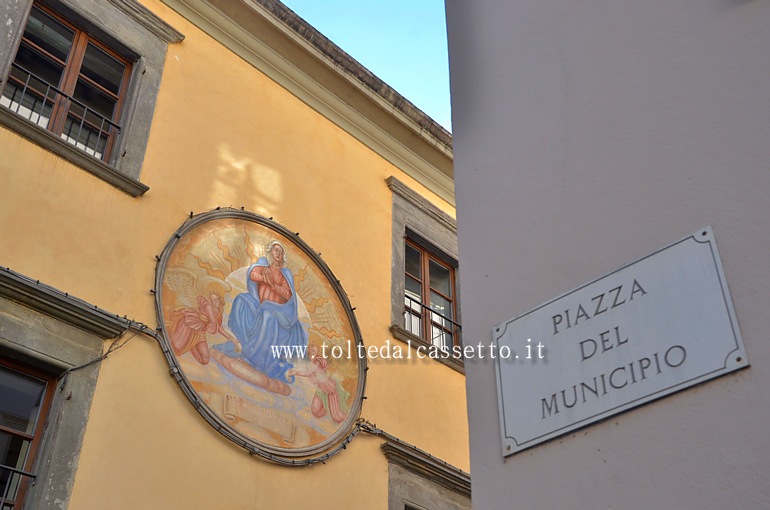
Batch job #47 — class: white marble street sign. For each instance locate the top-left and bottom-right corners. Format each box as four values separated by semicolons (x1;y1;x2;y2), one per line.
494;227;749;456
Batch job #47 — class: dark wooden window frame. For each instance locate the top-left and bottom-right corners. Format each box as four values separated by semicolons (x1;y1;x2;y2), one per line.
0;358;56;510
404;237;460;350
0;0;184;196
4;3;133;164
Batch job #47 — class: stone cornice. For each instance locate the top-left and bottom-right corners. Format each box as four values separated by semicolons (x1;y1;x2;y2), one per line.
381;440;471;498
0;267;127;339
159;0;455;205
252;0;451;148
107;0;185;43
387;176;456;234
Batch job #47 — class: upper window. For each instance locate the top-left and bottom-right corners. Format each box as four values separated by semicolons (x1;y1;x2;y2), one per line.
387;176;463;372
404;238;460;352
0;0;183;195
0;359;55;510
1;4;131;162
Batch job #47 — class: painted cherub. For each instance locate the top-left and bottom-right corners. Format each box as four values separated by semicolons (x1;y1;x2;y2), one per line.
165;269;240;365
290;345;350;423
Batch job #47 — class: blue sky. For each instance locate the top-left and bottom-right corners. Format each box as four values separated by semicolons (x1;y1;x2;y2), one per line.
281;0;452;131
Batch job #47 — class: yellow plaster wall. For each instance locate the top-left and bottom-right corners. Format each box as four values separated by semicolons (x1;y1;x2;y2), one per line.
0;1;467;507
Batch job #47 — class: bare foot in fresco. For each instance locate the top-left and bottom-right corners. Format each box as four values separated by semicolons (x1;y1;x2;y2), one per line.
210;349;292;396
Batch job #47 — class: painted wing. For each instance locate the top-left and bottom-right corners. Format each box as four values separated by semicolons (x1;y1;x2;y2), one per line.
163;267;198;308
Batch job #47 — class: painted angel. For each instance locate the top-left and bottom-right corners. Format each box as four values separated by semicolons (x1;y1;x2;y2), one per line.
290;345;350;423
164;268;240;365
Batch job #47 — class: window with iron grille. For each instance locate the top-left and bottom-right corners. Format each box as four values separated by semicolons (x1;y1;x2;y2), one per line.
388;176;463;372
403;238;460;352
0;359;55;510
1;3;132;163
0;0;183;195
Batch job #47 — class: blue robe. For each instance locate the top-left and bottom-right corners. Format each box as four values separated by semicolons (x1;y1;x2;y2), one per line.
215;258;308;382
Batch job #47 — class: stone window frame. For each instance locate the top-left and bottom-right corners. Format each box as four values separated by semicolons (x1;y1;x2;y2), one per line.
382;441;471;510
0;268;126;510
387;176;463;374
0;0;184;196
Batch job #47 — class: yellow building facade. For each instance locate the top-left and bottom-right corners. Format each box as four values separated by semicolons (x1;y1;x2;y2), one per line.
0;1;469;508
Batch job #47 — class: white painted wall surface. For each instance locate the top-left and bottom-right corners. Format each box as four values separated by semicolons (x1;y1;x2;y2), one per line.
446;0;770;508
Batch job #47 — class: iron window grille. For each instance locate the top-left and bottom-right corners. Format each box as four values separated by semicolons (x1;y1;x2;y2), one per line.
403;238;461;352
0;3;132;163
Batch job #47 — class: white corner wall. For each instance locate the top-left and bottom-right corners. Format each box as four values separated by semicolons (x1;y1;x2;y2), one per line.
446;0;770;508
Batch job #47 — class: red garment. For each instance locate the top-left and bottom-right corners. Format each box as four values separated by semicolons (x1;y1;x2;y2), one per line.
250;265;292;304
300;357;348;423
169;295;222;364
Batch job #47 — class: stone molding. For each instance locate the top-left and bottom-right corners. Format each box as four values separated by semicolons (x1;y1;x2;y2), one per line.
107;0;185;43
0;267;126;339
381;440;471;499
389;324;465;374
386;176;457;235
0;110;150;196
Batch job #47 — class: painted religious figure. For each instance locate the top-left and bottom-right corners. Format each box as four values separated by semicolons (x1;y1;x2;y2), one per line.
157;211;365;460
168;286;238;365
213;241;307;384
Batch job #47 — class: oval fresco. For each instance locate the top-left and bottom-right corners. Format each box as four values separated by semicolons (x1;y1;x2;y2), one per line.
155;210;366;460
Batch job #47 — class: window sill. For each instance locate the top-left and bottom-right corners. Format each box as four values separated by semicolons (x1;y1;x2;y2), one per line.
389;324;465;375
0;107;149;197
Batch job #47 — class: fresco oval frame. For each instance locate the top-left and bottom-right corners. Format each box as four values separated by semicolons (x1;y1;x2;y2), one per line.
154;209;367;462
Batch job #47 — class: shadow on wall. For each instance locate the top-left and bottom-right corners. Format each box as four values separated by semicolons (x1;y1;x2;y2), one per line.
214;143;281;217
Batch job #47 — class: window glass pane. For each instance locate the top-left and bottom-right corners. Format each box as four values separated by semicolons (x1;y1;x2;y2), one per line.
73;79;117;120
431;324;453;351
0;367;46;435
405;244;421;279
80;43;125;96
0;431;31;471
430;315;454;350
13;43;65;89
0;431;31;506
405;276;422;303
445;331;454;351
404;276;423;338
403;303;422;337
430;291;452;322
24;6;74;63
429;259;452;297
